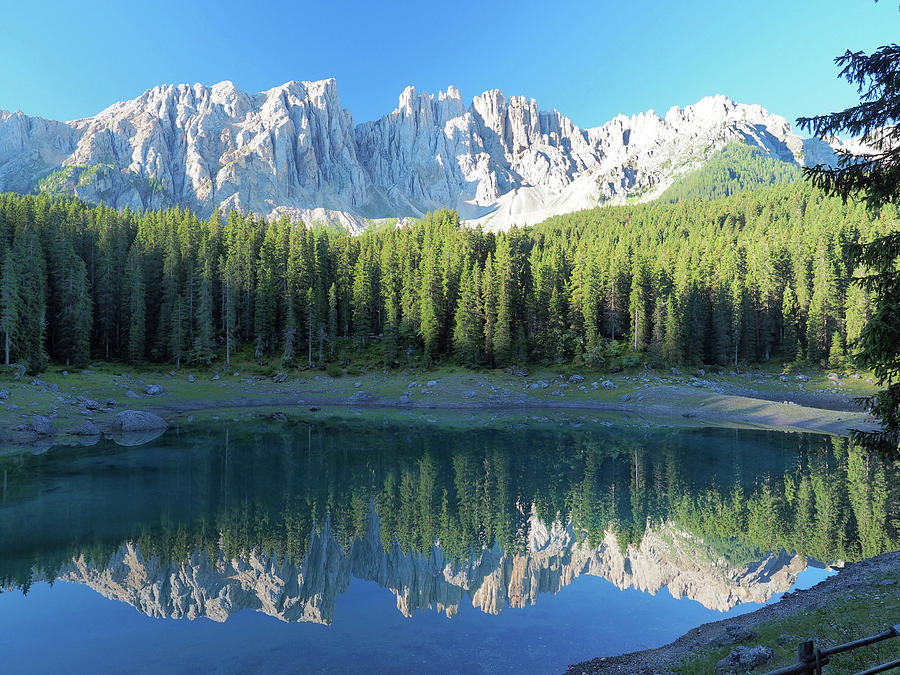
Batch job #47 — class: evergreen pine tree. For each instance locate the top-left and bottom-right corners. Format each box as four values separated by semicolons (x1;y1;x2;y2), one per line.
799;39;900;449
55;249;92;367
0;248;18;366
124;242;145;364
419;245;442;364
282;291;297;366
13;228;48;373
781;285;800;362
662;296;682;364
328;282;338;357
844;268;870;361
453;263;483;366
306;286;315;367
170;294;186;369
492;239;513;363
190;254;215;365
482;253;498;366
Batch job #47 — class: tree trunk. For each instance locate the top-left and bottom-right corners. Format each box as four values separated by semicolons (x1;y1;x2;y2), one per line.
633;308;638;350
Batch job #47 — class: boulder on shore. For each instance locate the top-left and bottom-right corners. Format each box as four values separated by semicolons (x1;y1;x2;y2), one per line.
111;410;168;433
73;420;101;436
31;415;54;435
80;398;102;410
714;645;774;674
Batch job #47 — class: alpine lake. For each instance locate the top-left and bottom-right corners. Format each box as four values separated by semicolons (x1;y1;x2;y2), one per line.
1;413;897;674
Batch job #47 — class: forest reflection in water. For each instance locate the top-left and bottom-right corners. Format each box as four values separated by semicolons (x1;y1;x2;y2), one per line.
0;420;897;625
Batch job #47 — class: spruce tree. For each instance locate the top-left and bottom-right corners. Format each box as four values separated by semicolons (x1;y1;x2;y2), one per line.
662;296;682;364
352;248;375;343
799;38;900;449
55;249;92;367
380;243;401;366
124;242;145;364
482;253;498;366
711;285;732;366
807;246;837;364
190;254;215;365
492;238;513;363
92;229;120;360
282;291;297;366
781;285;800;362
629;259;651;352
171;294;186;369
0;249;18;366
13;228;47;373
254;226;278;357
844;270;869;359
453;263;483;366
221;253;238;367
157;233;181;361
327;282;338;357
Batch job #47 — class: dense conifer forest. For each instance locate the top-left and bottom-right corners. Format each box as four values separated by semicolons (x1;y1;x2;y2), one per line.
658;142;802;203
0;182;894;374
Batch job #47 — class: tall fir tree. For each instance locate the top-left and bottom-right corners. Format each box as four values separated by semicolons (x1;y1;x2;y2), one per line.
54;248;92;367
190;253;215;365
0;248;18;366
452;263;483;366
781;285;800;362
799;39;900;449
124;242;146;364
13;227;47;373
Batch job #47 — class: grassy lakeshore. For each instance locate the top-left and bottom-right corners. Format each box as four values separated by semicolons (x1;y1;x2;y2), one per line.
0;358;880;453
568;551;900;675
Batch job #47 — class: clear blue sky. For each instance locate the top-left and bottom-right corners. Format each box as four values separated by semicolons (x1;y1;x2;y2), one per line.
1;0;897;129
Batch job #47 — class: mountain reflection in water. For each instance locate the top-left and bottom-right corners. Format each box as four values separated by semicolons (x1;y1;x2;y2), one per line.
1;421;897;626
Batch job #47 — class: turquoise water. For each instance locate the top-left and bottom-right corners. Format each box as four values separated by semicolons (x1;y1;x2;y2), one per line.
0;420;896;673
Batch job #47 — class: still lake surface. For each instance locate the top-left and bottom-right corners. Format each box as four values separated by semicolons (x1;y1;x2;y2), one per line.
1;418;897;673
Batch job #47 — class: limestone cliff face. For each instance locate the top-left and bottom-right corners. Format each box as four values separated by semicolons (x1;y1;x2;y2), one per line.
0;81;837;231
0;110;80;194
50;512;807;624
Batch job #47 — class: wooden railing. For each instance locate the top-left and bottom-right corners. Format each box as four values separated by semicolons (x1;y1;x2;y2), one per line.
764;624;900;674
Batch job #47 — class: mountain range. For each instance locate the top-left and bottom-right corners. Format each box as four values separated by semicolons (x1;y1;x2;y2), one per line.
0;79;844;232
43;512;809;624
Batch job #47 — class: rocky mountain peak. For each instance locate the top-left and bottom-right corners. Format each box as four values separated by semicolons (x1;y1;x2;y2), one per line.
0;78;839;231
